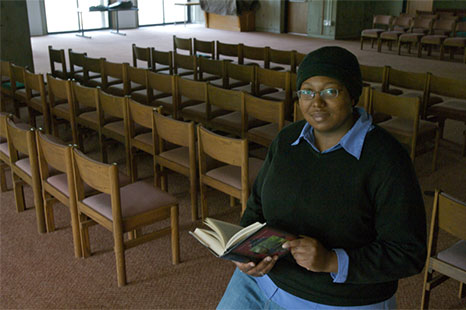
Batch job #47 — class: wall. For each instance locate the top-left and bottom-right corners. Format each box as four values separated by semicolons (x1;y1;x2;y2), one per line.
255;0;284;33
406;0;433;15
433;0;466;10
1;0;34;71
26;0;47;36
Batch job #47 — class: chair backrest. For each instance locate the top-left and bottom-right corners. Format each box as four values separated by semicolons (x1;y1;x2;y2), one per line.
173;53;198;78
244;92;285;129
6;117;34;162
293;101;304;122
68;49;87;77
128;98;155;131
150;49;173;74
241;44;269;66
207;83;244;113
173;35;193;55
226;62;255;91
410;16;434;33
431;18;457;35
46;74;73;109
392;15;413;31
370;88;420;157
153;109;195;149
83;55;105;79
387;67;427;92
98;88;128;121
265;48;296;70
360;64;387;85
0;112;9;140
216;41;242;62
147;71;175;98
23;69;48;122
71;81;99;111
197;124;247;168
36;130;69;178
102;60;129;94
428;74;466;99
193;38;215;58
132;44;151;69
198;57;227;87
255;67;291;94
48;45;68;79
128;65;148;86
10;64;25;87
372;15;393;28
177;76;208;103
357;86;371;112
1;60;11;81
453;21;466;35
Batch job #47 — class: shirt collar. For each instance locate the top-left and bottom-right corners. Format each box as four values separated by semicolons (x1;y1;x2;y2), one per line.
291;107;374;160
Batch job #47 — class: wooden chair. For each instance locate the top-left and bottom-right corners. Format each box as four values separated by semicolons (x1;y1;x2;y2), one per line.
68;49;87;84
369;88;440;171
378;15;413;52
72;147;180;287
216;41;242;64
1;60;14;113
360;15;394;50
101;60;130;97
386;68;442;118
173;35;193;55
198;57;227;87
426;74;466;156
46;74;79;145
82;55;105;88
131;44;151;69
97;89;134;177
419;18;458;59
23;69;50;133
241;44;269;67
293;52;306;73
265;48;296;72
293;100;304;122
147;71;176;117
35;130;82;257
10;64;29;110
255;67;292;119
398;16;435;57
48;46;68;80
71;81;106;160
421;190;466;309
357;86;372;113
178;77;229;125
173;53;198;80
193;38;215;58
127;66;149;105
197;125;264;219
360;64;396;94
127;99;157;183
153;109;198;220
150;49;173;75
442;21;466;63
0;112;14;192
6;118;46;233
226;61;255;93
244;93;287;147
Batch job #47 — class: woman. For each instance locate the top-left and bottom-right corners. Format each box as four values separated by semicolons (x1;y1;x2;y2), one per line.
217;46;427;309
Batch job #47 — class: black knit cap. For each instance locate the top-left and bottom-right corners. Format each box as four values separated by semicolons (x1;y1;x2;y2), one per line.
297;46;363;102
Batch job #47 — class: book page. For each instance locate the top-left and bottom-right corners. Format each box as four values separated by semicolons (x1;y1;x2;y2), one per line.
190;228;224;256
204;218;244;248
225;222;265;250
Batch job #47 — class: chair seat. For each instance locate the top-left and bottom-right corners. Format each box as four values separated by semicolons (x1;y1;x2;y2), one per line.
248;121;291;142
78;111;119;127
211;111;265;132
16;158;59;177
0;142;9;157
130;89;148;104
443;37;466;47
199;73;222;83
257;85;279;97
399;33;424;42
179;96;203;110
380;31;404;40
47;173;94;196
401;92;443;107
82;180;177;220
378;117;437;136
28;96;45;112
262;90;287;102
159;146;190;168
436;240;466;271
361;29;386;38
206;157;264;190
54;102;94;118
421;35;448;45
181;103;230;121
103;120;147;137
430;100;466;113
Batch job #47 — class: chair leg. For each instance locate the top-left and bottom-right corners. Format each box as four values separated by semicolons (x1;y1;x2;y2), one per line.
79;214;92;258
200;183;208;220
189;171;198;221
462;128;466;157
171;205;180;265
360;37;364;50
432;129;440;172
12;173;26;212
377;39;382;52
161;167;168;192
44;194;56;233
0;163;9;192
440;45;445;60
459;282;465;299
113;229;127;287
230;196;235;207
421;269;433;309
417;43;422;58
397;41;402;55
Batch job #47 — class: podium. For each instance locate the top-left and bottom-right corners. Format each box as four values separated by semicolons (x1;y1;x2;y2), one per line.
204;11;255;32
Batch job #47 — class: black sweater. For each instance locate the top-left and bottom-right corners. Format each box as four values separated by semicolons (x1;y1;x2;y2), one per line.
241;120;427;306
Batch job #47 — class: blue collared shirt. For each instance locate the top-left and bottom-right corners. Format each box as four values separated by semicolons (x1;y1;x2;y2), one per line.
255;108;381;308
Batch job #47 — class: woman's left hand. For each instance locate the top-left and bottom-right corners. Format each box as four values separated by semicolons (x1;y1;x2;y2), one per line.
282;236;338;273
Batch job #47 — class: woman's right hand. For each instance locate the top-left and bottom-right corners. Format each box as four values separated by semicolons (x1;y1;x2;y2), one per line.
233;255;278;277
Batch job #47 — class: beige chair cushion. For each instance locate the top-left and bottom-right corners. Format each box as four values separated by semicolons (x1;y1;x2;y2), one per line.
134;132;153;147
206;157;264;190
262;90;287;102
104;120;147;136
437;240;466;270
16;158;58;177
248;121;292;142
421;34;447;45
211;111;264;131
399;33;423;42
443;37;466;47
82;180;177;220
430;100;466;113
380;31;404;40
0;142;9;157
181;103;230;120
47;173;94;196
362;29;385;37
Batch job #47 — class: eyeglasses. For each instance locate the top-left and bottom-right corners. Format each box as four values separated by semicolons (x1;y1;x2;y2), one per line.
296;88;340;100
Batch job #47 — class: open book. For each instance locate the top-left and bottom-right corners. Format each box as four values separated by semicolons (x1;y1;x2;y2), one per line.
190;217;296;263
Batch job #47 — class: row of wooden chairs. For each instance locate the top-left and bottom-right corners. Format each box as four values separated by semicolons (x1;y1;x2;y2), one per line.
361;14;466;62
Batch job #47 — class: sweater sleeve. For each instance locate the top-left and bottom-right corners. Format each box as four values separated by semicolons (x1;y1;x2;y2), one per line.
240;137;278;227
344;156;427;284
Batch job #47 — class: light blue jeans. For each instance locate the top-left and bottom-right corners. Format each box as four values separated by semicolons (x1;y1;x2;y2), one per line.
217;268;397;310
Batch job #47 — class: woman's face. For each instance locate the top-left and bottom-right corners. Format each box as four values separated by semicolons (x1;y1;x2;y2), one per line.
299;76;354;136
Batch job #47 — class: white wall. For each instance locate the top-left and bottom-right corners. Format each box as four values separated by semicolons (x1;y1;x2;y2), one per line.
27;0;47;36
